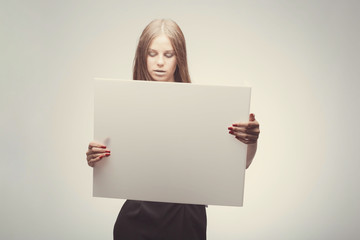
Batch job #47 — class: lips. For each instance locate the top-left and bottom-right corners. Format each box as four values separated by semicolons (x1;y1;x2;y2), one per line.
154;70;166;76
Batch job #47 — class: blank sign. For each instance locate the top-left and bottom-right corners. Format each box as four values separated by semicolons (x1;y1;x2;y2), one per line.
93;79;251;207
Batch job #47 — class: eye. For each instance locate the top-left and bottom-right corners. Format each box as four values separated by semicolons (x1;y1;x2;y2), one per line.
165;52;174;58
148;51;157;57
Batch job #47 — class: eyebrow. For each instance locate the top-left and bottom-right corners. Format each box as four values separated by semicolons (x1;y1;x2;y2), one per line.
148;48;175;53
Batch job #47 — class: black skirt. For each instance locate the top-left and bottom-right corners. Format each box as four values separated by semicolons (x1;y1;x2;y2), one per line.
113;200;207;240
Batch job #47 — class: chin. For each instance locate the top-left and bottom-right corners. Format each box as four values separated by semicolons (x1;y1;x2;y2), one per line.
152;77;171;82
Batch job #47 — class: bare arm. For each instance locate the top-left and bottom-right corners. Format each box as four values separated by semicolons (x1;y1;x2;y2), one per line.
246;142;257;169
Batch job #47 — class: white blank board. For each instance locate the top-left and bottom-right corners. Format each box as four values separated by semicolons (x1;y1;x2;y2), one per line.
93;79;251;206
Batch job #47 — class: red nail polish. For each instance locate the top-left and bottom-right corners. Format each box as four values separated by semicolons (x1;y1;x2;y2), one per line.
101;146;106;149
228;127;233;130
105;150;111;153
105;153;110;156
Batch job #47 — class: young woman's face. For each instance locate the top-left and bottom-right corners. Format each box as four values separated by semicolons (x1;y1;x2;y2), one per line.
147;34;177;82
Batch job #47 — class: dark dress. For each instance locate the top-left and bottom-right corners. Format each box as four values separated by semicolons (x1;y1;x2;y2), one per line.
113;200;207;240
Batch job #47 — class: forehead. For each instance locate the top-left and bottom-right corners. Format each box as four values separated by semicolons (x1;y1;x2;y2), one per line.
149;34;174;50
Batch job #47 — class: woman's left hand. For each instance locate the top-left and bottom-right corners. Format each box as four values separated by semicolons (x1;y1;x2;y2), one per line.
228;113;260;144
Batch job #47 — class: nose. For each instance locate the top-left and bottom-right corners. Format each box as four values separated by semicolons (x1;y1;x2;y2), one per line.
157;55;164;67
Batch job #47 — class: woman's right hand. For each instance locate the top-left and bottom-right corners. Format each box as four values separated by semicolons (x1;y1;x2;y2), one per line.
86;141;111;167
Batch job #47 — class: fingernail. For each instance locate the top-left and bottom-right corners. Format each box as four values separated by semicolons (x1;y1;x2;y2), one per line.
229;131;234;134
101;146;106;149
228;127;233;130
105;153;110;156
105;150;111;153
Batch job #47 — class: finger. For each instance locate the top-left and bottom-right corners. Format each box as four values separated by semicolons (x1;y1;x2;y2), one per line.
87;147;111;155
249;113;255;121
228;126;260;136
233;122;258;129
87;153;100;161
88;141;107;149
228;126;247;133
88;153;110;164
232;115;259;129
90;155;106;163
230;132;258;140
244;128;260;136
87;153;110;161
88;155;102;164
88;155;103;166
232;122;250;128
232;122;257;129
248;120;259;129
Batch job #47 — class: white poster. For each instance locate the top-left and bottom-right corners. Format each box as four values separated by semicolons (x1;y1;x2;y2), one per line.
93;79;251;206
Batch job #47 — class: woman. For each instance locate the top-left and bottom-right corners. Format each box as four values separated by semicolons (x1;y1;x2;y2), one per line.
86;19;260;240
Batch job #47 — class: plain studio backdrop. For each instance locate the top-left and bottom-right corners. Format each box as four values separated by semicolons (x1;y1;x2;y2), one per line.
1;0;359;239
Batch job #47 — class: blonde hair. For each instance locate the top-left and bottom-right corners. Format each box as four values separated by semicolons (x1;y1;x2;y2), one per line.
133;19;191;83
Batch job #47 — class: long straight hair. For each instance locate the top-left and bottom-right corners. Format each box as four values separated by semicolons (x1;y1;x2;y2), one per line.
133;19;191;83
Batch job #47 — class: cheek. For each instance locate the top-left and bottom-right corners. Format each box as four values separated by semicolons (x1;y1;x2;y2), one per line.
146;58;153;76
170;58;177;71
146;57;156;74
146;56;152;67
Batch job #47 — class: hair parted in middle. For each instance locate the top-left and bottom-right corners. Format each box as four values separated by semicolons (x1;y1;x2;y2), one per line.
133;19;191;83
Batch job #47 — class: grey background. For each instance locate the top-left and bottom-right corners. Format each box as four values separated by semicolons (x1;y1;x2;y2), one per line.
1;0;359;239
